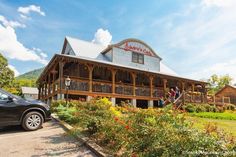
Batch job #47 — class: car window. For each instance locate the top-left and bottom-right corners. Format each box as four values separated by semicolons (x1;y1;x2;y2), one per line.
0;91;8;101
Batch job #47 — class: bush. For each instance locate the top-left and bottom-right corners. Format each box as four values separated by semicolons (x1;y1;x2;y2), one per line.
195;105;206;113
183;103;196;112
51;99;236;156
225;104;235;111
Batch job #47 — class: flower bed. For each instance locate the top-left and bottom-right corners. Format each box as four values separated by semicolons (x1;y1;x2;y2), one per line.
52;98;236;156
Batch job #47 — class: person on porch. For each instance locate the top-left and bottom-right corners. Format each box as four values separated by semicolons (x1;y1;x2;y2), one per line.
170;88;176;102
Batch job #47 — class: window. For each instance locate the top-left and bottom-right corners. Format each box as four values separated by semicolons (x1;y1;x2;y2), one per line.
132;52;144;64
0;92;8;101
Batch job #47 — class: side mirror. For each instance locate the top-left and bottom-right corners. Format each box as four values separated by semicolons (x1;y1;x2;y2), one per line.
7;96;13;102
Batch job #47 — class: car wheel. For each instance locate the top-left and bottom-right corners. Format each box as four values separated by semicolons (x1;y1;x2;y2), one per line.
22;111;44;131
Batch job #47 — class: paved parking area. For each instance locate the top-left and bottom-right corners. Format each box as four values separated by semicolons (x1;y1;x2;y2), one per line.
0;119;97;157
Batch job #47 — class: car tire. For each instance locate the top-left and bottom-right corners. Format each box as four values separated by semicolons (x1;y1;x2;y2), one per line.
22;111;44;131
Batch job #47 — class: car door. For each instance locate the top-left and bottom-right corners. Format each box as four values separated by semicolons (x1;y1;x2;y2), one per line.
0;91;22;126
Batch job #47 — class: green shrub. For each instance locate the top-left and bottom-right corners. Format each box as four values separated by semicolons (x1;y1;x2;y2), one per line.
51;99;236;156
195;105;206;113
225;104;235;111
183;104;196;112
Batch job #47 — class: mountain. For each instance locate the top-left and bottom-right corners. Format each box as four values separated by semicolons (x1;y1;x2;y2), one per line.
16;67;44;80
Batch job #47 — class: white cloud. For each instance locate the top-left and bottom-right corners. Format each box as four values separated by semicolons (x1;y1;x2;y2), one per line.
202;0;236;8
0;15;25;28
0;23;48;65
40;52;47;58
20;14;30;20
18;5;45;17
188;59;236;83
8;65;20;77
92;28;112;46
153;0;236;82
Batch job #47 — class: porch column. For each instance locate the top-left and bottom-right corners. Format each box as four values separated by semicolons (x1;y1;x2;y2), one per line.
111;97;116;106
44;82;47;99
41;86;43;99
132;72;136;96
150;75;154;98
131;99;136;108
51;68;56;98
148;100;154;108
181;82;185;104
163;79;167;98
87;64;94;92
191;83;195;102
87;95;92;101
52;72;55;99
38;85;41;100
111;69;117;94
48;74;51;96
59;61;65;99
202;84;207;103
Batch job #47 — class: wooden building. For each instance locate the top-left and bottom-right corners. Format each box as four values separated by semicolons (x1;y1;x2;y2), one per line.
215;85;236;105
37;37;207;108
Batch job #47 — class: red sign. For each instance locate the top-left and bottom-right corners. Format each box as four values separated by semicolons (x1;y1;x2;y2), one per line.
123;42;154;57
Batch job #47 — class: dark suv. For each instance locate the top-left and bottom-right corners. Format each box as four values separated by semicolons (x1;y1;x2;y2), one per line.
0;88;51;131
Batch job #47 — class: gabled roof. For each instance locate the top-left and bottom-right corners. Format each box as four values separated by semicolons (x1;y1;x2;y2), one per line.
64;36;106;58
101;38;162;60
60;36;177;76
215;85;236;95
21;87;38;94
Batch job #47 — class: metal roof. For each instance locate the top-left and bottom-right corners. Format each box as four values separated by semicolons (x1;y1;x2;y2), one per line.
65;36;178;76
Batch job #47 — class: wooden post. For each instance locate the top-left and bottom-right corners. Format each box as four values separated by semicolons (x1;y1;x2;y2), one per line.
44;82;47;99
111;69;117;94
52;72;55;96
191;83;195;103
203;84;207;103
150;75;154;97
87;64;94;92
132;72;136;96
59;61;65;99
163;79;167;98
38;85;41;100
182;82;185;104
48;74;51;96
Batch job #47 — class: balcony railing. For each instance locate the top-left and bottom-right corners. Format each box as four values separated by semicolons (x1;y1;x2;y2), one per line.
153;88;164;97
68;78;89;91
136;86;150;97
92;81;112;93
115;84;133;95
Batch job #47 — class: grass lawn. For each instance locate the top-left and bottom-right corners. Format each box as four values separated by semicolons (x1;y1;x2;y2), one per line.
189;111;236;120
187;116;236;137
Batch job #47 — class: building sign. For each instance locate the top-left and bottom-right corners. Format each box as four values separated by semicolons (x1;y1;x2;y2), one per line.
120;41;155;57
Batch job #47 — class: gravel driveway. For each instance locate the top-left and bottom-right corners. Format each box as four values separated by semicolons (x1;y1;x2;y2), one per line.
0;119;97;157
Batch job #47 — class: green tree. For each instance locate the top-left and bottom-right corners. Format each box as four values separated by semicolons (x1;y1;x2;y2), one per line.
207;74;233;94
0;53;14;88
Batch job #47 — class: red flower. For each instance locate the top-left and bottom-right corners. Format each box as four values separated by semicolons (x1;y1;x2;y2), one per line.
125;125;130;130
114;117;119;122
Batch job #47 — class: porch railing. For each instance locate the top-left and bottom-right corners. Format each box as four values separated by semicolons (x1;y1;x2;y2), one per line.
136;86;150;97
115;84;133;95
92;81;112;93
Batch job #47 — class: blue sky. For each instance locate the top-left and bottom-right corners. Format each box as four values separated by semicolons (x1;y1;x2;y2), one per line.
0;0;236;83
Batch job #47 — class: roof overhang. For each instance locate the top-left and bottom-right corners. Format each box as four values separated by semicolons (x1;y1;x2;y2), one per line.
37;54;207;85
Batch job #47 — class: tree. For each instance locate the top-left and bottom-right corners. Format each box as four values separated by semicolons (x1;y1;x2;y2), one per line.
0;53;14;88
207;74;233;94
